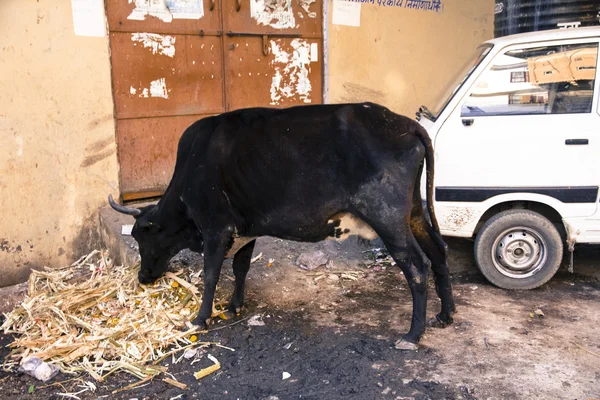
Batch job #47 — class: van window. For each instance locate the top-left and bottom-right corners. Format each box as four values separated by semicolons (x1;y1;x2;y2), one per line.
461;42;598;117
430;44;493;119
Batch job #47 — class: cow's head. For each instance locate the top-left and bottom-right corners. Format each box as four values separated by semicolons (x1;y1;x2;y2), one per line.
108;195;203;284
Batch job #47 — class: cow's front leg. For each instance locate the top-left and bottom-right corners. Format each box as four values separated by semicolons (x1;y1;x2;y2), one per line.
192;227;233;329
229;240;256;315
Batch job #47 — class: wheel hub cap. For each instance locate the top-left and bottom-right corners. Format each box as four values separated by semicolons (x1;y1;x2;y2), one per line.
493;228;546;278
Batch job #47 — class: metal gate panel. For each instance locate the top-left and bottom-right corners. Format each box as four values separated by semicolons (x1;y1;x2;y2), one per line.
224;36;322;110
110;33;224;119
116;114;211;198
106;0;222;35
106;0;324;200
222;0;322;37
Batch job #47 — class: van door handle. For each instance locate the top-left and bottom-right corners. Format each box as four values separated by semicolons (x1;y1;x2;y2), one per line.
565;139;589;145
462;119;474;127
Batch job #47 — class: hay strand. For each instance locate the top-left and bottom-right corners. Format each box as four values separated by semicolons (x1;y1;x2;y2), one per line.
1;250;231;386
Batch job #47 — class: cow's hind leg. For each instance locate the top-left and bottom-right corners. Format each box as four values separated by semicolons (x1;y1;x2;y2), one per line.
357;207;430;349
411;201;456;328
385;232;431;350
228;240;256;315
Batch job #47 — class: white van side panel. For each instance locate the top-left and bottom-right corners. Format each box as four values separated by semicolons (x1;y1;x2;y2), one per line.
563;216;600;243
434;193;597;238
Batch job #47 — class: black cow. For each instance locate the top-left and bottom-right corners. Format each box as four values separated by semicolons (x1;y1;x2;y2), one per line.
108;102;455;349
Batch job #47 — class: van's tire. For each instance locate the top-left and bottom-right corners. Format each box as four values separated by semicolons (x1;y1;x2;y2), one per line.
474;210;563;290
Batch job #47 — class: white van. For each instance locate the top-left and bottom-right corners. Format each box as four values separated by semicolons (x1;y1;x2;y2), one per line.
417;26;600;290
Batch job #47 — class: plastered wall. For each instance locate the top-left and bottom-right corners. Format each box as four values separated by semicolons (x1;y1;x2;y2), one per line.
0;0;119;287
327;0;495;116
0;0;493;287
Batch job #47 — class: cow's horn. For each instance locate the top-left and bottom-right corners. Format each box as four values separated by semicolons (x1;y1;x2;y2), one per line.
108;194;142;217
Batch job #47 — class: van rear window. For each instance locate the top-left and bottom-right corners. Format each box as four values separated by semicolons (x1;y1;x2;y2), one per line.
462;42;598;117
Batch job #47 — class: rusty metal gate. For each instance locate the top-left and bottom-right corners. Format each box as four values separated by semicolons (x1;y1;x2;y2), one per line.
105;0;323;202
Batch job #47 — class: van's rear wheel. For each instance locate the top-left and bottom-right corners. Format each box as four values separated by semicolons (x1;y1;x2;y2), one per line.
474;210;563;290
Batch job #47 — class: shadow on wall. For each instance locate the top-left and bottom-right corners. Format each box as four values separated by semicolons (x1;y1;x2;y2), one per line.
339;82;387;104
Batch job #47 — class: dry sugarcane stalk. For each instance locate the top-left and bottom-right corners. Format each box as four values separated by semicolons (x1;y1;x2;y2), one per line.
1;249;235;385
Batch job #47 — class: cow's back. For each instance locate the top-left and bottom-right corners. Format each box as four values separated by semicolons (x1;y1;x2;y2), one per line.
182;103;424;241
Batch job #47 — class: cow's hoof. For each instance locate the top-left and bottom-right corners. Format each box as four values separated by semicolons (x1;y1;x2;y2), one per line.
191;315;210;331
394;339;419;351
428;313;453;329
223;308;242;320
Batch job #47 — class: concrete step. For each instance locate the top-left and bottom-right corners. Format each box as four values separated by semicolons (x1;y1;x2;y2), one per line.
98;206;142;268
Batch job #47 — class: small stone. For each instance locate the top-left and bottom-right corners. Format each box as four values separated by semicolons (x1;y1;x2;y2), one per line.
377;382;383;387
328;274;340;282
183;348;197;359
248;315;265;326
296;250;329;270
534;309;545;318
394;339;419;351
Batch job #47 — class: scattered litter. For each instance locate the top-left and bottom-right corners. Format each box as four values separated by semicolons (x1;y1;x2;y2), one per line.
470;286;478;291
283;342;294;350
282;372;291;380
55;381;97;399
296;250;329;271
163;377;187;389
267;258;275;268
305;270;365;283
183;348;198;359
362;248;396;268
1;249;233;385
534;309;545;318
247;315;266;327
194;354;220;380
571;341;600;358
251;253;264;264
18;356;59;382
382;387;392;395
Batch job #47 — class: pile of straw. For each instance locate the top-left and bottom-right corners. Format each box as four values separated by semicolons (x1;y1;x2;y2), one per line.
1;250;226;384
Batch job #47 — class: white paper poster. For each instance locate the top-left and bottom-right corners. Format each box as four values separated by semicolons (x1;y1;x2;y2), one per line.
71;0;106;37
127;0;204;23
332;0;361;27
310;42;319;62
250;0;295;29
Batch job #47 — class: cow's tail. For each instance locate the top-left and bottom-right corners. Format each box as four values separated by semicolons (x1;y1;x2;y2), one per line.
414;124;441;236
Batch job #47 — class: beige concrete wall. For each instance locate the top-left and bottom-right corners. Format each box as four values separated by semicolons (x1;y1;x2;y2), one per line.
327;0;495;116
0;0;119;286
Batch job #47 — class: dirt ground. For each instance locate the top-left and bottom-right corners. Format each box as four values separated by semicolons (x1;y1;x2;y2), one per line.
0;237;599;400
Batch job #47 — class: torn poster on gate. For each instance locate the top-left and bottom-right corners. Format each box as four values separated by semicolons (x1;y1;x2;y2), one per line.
269;39;313;105
298;0;317;18
131;33;176;57
127;0;204;23
251;0;296;29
